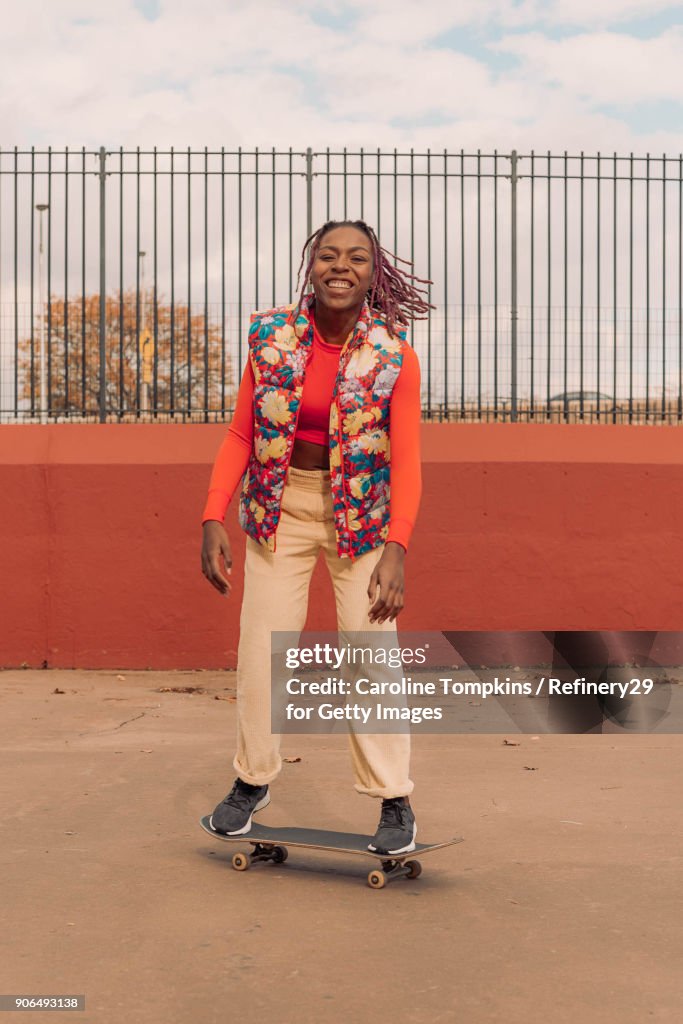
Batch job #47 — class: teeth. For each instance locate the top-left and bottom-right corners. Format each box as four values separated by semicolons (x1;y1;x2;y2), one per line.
328;281;352;289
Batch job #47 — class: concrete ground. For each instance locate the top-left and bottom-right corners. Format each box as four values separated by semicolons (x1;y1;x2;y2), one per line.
0;669;680;1024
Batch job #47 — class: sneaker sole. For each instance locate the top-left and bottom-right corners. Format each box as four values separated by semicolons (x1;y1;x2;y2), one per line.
367;821;417;855
209;791;271;836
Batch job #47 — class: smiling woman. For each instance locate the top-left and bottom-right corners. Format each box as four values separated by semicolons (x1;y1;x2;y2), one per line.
200;218;436;858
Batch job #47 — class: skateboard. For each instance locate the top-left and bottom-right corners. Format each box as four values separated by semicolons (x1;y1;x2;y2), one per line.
199;816;464;889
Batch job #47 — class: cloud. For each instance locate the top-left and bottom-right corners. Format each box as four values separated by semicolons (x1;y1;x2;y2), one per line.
493;27;683;105
534;0;682;28
0;1;680;166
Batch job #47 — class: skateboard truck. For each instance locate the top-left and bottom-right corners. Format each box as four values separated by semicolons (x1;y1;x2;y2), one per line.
368;858;422;889
231;842;289;871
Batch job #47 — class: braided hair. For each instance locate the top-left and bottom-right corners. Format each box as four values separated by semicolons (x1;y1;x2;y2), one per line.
289;219;435;339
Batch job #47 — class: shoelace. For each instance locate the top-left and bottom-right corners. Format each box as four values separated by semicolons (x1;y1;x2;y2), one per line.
222;780;256;810
378;799;408;830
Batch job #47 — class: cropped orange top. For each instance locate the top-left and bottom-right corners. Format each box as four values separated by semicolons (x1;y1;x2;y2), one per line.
202;314;422;551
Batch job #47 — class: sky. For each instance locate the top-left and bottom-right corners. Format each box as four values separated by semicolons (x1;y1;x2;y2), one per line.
0;0;681;153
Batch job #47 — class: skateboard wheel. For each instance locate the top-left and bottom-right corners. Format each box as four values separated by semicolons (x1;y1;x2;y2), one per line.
232;852;250;871
405;860;422;879
273;846;288;864
368;870;386;889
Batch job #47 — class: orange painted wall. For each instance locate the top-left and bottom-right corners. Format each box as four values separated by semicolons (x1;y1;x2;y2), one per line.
1;423;682;669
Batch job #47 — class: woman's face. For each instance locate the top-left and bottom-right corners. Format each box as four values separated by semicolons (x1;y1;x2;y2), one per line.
309;225;374;313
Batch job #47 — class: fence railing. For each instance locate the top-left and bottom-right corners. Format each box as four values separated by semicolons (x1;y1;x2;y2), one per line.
1;146;682;424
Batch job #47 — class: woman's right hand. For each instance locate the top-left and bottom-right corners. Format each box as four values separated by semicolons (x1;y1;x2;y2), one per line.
201;521;233;596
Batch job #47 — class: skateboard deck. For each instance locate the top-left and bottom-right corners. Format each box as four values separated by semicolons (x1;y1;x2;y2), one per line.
199;816;464;888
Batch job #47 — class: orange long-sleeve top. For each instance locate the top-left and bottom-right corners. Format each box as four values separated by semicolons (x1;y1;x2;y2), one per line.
202;315;422;551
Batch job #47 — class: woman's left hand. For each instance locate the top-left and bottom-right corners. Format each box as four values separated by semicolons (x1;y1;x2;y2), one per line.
367;542;406;624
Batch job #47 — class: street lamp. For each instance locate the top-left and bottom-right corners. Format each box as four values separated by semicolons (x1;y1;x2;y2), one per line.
36;203;49;423
138;250;153;416
139;250;146;334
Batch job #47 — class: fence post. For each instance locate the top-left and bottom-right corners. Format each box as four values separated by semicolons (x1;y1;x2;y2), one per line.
306;147;313;239
510;149;518;422
98;146;107;423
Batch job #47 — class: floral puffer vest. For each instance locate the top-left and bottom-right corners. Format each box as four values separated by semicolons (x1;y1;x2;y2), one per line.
237;292;406;561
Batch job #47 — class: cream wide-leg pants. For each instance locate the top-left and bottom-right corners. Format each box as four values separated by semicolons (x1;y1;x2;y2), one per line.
233;465;413;799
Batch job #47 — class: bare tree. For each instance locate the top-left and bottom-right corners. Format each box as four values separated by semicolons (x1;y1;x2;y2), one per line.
17;288;236;419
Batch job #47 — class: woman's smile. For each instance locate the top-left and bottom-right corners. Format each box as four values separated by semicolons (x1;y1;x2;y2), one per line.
326;278;354;291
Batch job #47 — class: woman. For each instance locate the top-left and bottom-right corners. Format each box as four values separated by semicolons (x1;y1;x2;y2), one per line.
200;219;432;856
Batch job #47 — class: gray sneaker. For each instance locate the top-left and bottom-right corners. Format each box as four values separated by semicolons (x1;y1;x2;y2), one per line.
367;797;417;855
209;778;270;836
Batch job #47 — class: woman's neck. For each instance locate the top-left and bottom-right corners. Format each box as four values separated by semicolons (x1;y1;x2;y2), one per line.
311;296;363;346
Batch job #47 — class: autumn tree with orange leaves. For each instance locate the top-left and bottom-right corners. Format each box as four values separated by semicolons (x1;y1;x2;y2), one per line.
17;289;236;419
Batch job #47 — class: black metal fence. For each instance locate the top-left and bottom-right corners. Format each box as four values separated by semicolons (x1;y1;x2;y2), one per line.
1;146;682;424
